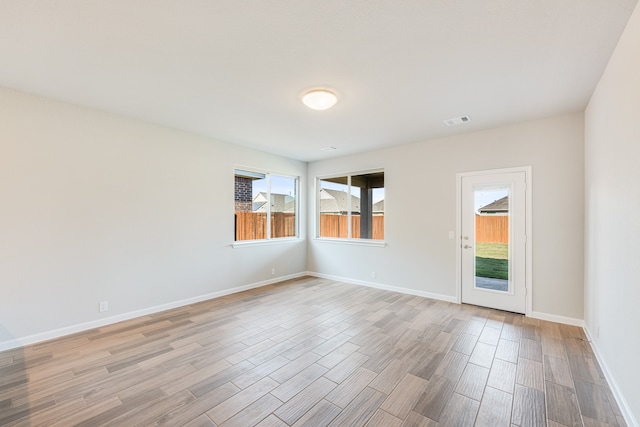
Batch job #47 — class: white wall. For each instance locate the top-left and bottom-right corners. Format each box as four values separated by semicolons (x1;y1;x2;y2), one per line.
0;86;587;351
0;87;307;349
585;2;640;424
308;113;585;321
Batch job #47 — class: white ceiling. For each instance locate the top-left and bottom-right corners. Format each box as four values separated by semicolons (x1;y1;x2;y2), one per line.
0;1;637;162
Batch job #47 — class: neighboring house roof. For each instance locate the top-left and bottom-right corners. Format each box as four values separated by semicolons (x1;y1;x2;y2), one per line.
320;188;384;214
320;188;360;214
373;199;384;213
252;201;266;212
478;196;508;214
253;192;295;213
252;189;385;214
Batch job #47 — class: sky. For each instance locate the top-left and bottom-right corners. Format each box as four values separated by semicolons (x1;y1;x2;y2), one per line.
474;188;509;213
252;176;296;198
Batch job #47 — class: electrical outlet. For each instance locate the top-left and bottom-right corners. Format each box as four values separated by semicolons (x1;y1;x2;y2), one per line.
99;301;109;313
448;231;455;239
371;271;376;279
271;268;276;276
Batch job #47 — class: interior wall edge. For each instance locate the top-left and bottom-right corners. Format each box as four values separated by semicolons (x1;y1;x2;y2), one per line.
583;325;640;427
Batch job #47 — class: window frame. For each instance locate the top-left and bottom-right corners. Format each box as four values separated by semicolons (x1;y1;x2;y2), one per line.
315;169;385;246
233;168;300;247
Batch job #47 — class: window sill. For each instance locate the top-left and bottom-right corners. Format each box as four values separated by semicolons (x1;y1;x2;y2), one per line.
313;238;386;248
232;238;303;249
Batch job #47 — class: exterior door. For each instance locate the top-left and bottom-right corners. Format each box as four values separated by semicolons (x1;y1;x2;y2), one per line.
459;170;527;314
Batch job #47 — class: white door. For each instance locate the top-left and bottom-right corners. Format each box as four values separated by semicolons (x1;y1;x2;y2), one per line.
459;170;528;314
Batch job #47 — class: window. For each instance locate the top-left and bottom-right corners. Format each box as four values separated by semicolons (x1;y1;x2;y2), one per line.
317;171;384;240
234;170;298;241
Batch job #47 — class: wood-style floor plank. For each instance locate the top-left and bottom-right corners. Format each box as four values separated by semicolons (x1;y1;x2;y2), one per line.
0;276;626;427
516;356;545;392
219;393;283;427
402;411;439;427
412;375;457;422
544;355;575;389
476;386;513;427
365;409;403;427
487;358;517;394
181;413;216;427
325;367;377;408
379;373;428;419
326;387;387;427
512;384;546;427
496;338;521;364
272;376;336;425
455;362;490;400
291;399;342;427
437;392;481;427
545;381;583;427
574;379;619;426
206;377;279;425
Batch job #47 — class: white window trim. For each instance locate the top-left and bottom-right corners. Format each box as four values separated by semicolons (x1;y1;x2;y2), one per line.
315;169;385;243
234;167;300;244
232;237;303;249
312;237;386;247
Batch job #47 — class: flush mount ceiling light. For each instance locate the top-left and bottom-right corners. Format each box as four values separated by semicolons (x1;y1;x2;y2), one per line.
301;89;338;110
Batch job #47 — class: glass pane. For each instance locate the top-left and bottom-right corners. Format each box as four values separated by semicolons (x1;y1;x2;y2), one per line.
234;170;267;241
351;172;384;240
319;177;349;238
373;187;384;240
270;175;297;238
474;187;509;292
351;186;361;238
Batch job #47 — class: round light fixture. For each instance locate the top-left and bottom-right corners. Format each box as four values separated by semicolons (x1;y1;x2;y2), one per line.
301;89;338;110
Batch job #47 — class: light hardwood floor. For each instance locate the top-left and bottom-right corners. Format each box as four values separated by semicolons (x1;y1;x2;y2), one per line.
0;276;626;426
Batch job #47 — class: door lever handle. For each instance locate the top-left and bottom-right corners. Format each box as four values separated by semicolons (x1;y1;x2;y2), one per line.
464;245;473;249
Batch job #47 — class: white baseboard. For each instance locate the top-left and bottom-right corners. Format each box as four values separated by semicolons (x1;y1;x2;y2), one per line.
0;272;306;353
307;272;592;328
305;271;458;303
529;310;584;327
583;326;639;427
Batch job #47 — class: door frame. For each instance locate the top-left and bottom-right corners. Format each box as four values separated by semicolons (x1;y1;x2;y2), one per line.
455;166;533;316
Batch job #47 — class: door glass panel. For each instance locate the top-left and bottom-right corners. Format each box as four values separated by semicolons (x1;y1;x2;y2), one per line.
474;186;509;292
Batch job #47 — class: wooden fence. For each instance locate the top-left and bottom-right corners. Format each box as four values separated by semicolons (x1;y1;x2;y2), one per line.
475;215;508;244
319;215;384;240
235;212;296;240
235;212;384;241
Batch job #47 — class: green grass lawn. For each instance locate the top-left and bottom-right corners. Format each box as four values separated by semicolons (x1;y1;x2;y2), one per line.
476;257;508;280
475;243;508;280
475;243;508;259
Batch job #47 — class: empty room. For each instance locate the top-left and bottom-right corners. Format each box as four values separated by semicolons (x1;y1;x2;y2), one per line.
1;1;639;426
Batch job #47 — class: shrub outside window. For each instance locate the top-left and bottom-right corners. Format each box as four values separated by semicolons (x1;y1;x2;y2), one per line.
234;170;298;241
318;171;384;240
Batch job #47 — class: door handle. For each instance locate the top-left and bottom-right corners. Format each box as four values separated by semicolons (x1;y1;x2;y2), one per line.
464;244;473;249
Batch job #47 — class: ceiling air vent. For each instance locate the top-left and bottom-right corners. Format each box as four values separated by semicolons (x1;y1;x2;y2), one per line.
444;115;471;126
321;146;337;152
